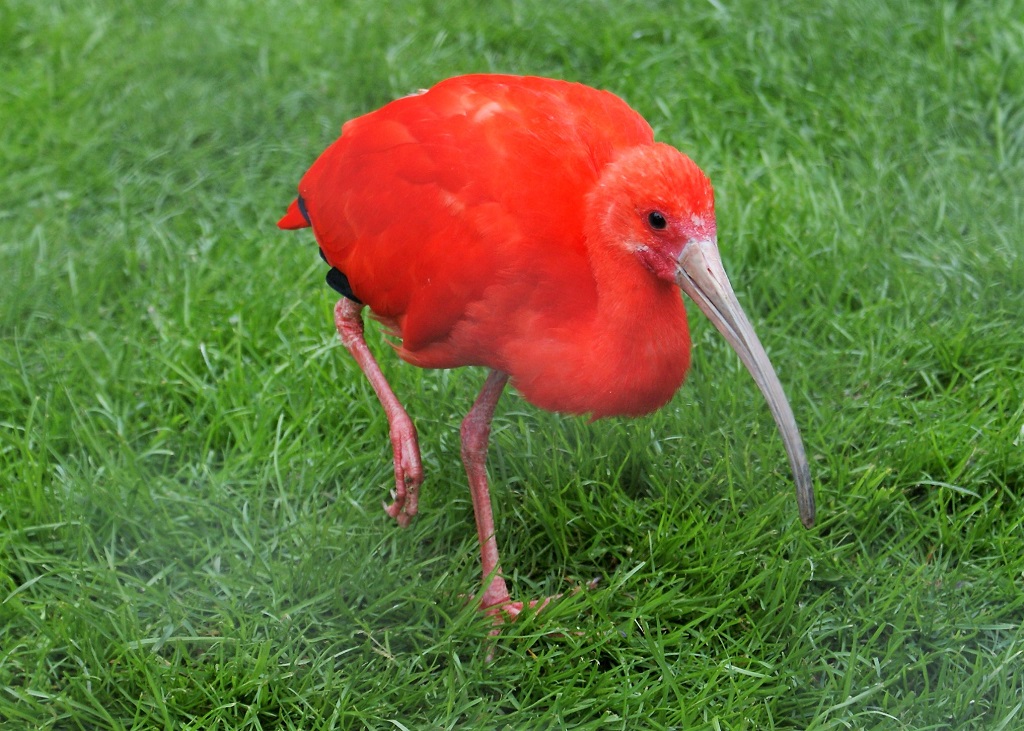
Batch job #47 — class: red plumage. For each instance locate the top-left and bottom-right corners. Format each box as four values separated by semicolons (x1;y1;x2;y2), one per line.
282;74;712;417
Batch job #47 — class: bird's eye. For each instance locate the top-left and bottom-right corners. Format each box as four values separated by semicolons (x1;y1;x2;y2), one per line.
647;211;667;230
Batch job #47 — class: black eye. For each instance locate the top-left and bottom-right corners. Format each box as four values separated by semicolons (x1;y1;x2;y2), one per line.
647;211;667;230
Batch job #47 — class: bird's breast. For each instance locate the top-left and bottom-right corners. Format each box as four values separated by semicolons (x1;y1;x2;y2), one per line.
500;289;693;419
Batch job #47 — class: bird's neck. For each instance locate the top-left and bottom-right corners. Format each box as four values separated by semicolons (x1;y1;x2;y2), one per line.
568;235;692;418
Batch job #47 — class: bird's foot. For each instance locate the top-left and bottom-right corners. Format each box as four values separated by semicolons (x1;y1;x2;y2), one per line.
381;415;423;528
479;580;600;661
480;597;558;663
481;577;600;623
483;595;558;624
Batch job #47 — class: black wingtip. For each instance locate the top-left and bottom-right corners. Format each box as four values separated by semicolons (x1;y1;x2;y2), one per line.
326;267;363;304
296;195;312;226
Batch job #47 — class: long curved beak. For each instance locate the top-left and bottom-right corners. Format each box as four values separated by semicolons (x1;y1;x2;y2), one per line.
675;238;815;528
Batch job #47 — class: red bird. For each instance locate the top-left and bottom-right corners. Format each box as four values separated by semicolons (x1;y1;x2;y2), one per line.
279;74;815;619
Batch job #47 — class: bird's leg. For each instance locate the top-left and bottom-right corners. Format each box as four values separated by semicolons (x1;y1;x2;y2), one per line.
461;370;510;609
461;370;555;623
334;298;423;528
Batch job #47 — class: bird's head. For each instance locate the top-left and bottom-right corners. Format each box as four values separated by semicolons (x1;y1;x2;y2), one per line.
588;143;816;528
587;142;717;282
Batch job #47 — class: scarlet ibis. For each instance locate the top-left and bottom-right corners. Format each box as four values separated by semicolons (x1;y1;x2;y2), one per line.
279;74;814;619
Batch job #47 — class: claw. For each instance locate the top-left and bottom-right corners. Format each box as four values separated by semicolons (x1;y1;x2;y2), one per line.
383;496;413;528
485;595;558;624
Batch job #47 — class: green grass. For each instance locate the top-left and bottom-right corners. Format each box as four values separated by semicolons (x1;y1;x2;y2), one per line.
2;0;1023;728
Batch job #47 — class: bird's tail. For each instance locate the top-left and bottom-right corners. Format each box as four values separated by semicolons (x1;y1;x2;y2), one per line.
277;197;311;230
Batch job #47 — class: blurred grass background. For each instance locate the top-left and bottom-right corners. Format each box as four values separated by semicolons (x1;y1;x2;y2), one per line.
1;0;1023;728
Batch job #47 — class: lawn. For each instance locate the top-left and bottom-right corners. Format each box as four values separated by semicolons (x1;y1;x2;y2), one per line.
2;0;1023;728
